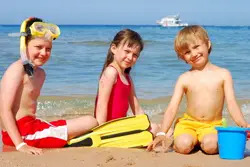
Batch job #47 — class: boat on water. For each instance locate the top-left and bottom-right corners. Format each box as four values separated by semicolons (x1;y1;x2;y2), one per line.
156;15;188;27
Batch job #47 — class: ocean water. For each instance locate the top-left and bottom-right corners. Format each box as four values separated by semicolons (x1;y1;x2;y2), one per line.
0;25;250;118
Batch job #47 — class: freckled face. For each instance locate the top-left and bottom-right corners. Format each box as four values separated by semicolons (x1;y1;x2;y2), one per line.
26;38;52;67
111;43;141;70
182;39;211;68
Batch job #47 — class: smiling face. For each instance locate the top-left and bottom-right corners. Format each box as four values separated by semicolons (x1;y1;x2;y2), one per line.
174;26;212;69
26;37;52;67
111;41;141;71
182;39;211;68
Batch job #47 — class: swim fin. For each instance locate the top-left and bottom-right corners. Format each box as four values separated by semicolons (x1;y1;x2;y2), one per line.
100;130;152;148
67;114;152;148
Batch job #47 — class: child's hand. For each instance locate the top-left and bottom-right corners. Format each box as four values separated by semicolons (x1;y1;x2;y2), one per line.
147;135;169;152
18;144;43;155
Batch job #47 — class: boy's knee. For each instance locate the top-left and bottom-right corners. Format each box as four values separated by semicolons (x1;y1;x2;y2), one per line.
79;115;98;127
201;135;218;154
174;135;195;154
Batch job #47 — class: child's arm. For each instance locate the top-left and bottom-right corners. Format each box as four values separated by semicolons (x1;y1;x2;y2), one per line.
95;67;117;124
223;69;248;127
159;75;185;134
128;78;144;115
0;63;42;154
147;75;185;151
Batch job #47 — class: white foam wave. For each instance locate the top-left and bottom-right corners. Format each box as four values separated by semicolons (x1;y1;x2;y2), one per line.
241;103;250;115
37;99;94;117
8;32;20;37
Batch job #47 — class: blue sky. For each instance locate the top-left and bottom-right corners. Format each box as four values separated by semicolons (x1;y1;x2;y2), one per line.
1;0;250;25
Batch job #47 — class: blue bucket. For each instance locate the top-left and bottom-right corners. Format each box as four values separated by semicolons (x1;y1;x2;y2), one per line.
216;126;248;160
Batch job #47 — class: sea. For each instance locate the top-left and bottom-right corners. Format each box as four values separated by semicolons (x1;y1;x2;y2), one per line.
0;25;250;132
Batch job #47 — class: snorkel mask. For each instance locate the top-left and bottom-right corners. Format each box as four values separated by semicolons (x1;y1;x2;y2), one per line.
20;17;60;77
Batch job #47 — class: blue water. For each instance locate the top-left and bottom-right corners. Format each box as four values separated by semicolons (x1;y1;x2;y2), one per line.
1;25;250;99
1;25;250;150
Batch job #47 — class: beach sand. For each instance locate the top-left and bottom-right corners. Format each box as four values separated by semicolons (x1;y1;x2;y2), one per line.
0;96;250;166
0;142;250;167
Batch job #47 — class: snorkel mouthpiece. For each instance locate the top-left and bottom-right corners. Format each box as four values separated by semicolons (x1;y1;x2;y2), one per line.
23;61;34;76
20;18;60;77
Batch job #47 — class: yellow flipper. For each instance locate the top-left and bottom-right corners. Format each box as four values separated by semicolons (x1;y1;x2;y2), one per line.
100;130;153;148
67;114;151;147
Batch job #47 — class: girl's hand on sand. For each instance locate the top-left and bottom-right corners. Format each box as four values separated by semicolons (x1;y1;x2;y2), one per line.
18;144;43;155
146;135;166;152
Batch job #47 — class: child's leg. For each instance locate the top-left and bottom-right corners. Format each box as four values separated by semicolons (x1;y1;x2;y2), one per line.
66;115;98;139
174;134;198;154
173;118;198;154
200;133;218;154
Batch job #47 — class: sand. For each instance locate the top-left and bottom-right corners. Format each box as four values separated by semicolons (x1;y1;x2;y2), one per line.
0;141;249;167
1;96;249;166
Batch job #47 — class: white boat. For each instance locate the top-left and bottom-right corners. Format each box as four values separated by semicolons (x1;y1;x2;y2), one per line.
156;15;188;27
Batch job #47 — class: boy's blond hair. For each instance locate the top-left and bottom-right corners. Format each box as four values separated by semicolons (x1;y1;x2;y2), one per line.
174;25;212;60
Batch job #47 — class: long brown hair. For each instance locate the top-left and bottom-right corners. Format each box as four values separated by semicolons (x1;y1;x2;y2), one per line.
100;29;144;77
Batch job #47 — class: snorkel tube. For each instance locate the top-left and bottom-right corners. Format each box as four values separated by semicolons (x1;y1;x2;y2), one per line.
20;17;34;77
20;18;60;77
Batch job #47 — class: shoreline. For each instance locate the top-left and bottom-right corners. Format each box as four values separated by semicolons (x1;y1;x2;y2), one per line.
0;95;250;166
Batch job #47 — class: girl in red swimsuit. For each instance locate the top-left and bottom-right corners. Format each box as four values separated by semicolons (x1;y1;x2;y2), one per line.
95;29;143;124
94;29;173;137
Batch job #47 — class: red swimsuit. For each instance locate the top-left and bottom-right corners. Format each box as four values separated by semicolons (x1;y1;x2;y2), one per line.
95;67;131;121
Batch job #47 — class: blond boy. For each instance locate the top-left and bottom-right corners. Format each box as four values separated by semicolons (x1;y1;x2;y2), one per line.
147;25;249;154
0;18;98;155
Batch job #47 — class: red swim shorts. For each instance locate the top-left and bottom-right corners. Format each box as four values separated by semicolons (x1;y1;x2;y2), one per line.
2;116;68;148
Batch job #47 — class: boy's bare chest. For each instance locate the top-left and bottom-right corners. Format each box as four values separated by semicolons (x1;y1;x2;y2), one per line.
23;75;44;98
186;73;224;93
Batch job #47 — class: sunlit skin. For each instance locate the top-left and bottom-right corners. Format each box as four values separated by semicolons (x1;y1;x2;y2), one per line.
147;38;250;154
0;38;51;155
0;37;98;155
27;37;52;67
96;42;142;124
183;40;209;67
179;40;224;121
0;38;52;128
95;42;173;136
111;43;140;76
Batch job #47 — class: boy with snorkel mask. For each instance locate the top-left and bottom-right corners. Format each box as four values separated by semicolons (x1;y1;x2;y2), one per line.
0;17;98;155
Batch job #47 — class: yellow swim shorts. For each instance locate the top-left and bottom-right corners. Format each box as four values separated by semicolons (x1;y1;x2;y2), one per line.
173;113;222;142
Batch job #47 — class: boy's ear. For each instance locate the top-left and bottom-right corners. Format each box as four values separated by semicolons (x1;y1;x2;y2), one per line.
208;40;211;50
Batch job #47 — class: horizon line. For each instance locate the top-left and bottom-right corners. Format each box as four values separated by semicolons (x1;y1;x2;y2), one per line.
1;24;250;27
